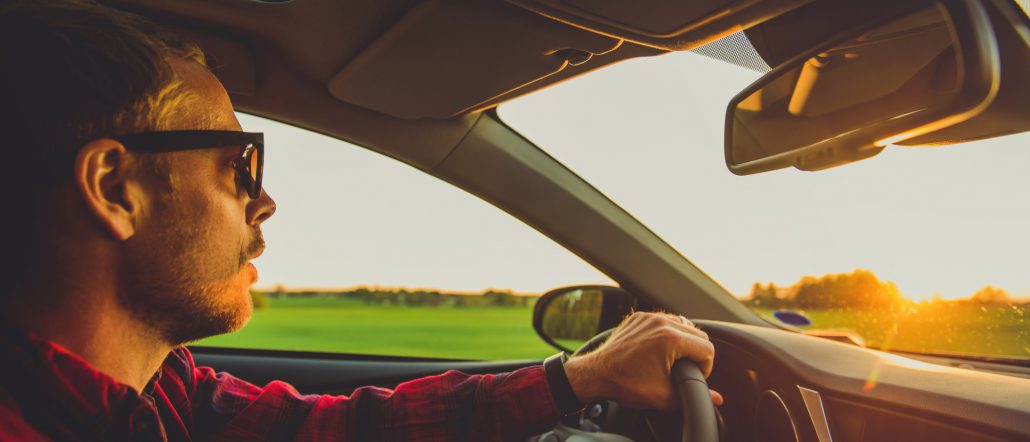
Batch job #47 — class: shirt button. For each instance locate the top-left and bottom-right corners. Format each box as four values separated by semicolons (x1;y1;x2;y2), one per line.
132;418;154;436
130;408;160;439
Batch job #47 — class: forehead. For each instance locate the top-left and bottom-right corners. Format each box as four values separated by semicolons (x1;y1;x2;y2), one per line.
169;58;242;132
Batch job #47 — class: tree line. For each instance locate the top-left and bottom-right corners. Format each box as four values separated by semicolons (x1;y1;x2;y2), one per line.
251;286;535;309
251;270;1026;311
745;269;1026;309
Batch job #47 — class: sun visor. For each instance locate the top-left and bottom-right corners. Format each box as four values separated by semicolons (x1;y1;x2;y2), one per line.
327;0;620;120
507;0;813;50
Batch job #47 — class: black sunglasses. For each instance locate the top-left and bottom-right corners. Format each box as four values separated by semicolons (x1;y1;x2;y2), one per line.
113;130;264;199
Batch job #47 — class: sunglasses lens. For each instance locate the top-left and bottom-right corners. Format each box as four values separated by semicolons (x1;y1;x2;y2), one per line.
248;146;260;184
244;144;262;198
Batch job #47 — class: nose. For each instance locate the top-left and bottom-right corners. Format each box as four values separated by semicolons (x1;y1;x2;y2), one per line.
247;188;277;226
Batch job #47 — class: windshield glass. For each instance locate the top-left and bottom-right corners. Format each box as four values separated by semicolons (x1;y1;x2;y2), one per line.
498;50;1030;360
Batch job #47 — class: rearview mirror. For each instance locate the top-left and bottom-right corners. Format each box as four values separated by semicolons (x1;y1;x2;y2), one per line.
532;285;637;353
725;0;1000;175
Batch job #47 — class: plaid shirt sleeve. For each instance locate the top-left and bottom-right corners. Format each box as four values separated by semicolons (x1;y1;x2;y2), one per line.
167;349;562;441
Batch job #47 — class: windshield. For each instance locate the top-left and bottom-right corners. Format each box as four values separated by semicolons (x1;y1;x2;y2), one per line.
498;50;1030;361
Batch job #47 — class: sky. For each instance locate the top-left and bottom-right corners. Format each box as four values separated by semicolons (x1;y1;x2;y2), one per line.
245;50;1030;303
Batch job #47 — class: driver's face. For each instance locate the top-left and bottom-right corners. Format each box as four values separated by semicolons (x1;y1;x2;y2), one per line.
120;59;277;345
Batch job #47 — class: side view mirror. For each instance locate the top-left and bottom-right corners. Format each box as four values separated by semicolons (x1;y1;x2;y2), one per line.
532;285;637;353
725;0;1006;175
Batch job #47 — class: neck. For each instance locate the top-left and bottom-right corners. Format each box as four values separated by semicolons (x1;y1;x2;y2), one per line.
3;270;172;393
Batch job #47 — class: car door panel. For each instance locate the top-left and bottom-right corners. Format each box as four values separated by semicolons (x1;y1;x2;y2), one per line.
190;347;540;396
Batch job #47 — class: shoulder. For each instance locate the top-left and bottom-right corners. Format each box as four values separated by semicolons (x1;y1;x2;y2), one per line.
0;390;49;441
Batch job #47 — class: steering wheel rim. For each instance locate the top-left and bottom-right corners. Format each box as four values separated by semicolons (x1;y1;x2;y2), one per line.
573;329;719;442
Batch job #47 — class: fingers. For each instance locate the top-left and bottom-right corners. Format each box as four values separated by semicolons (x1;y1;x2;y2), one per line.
646;313;712;350
677;315;694;327
672;321;709;341
667;327;715;377
620;311;700;335
619;312;715;378
710;389;724;407
659;314;715;377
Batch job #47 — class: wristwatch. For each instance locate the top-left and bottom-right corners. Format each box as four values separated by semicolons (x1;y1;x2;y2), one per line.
543;352;584;415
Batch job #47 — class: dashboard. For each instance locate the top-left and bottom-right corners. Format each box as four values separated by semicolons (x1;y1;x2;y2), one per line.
698;321;1030;442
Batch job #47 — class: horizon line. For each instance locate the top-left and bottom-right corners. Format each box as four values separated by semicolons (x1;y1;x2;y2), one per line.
253;284;541;297
253;284;1030;303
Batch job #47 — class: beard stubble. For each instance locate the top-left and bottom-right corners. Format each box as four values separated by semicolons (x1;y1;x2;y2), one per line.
119;213;263;346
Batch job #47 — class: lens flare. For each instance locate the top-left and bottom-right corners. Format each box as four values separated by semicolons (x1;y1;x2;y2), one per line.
862;359;883;392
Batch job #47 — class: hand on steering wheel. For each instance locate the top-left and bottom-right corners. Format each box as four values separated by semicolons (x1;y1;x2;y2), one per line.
563;312;721;442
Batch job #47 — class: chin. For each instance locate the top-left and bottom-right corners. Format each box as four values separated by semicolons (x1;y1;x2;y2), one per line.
218;283;255;333
159;282;256;345
229;289;255;330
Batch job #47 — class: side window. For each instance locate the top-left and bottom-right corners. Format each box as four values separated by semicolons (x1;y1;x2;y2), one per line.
195;114;613;360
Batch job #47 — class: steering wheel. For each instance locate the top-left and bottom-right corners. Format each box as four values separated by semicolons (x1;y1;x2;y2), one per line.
571;329;720;442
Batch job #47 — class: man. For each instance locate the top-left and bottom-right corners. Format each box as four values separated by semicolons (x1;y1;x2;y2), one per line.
0;1;721;440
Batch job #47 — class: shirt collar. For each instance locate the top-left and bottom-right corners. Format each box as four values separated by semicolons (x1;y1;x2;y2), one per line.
143;368;164;397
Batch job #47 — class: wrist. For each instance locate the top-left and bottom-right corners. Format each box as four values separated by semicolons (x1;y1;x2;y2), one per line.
563;355;603;404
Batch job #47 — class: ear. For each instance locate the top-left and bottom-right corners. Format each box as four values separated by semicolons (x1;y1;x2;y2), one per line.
73;139;141;241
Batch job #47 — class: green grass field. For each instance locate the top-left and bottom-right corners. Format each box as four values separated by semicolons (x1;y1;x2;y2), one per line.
196;298;1030;360
196;298;556;360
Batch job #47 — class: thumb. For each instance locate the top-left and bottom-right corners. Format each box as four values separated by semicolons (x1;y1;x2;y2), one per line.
709;389;724;406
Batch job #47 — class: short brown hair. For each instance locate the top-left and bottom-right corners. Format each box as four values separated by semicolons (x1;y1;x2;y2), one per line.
0;0;207;292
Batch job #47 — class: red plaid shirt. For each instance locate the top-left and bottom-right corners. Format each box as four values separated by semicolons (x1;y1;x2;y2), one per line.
0;329;562;441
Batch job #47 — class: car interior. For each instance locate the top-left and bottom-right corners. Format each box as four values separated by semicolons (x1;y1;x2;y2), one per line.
104;0;1030;440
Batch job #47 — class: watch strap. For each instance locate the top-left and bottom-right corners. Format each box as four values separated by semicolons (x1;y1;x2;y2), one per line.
543;352;583;415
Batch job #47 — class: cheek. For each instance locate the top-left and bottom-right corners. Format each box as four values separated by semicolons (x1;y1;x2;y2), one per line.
203;199;250;266
161;191;249;275
152;158;251;271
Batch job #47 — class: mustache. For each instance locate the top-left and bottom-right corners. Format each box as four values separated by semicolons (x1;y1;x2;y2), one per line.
243;230;266;264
